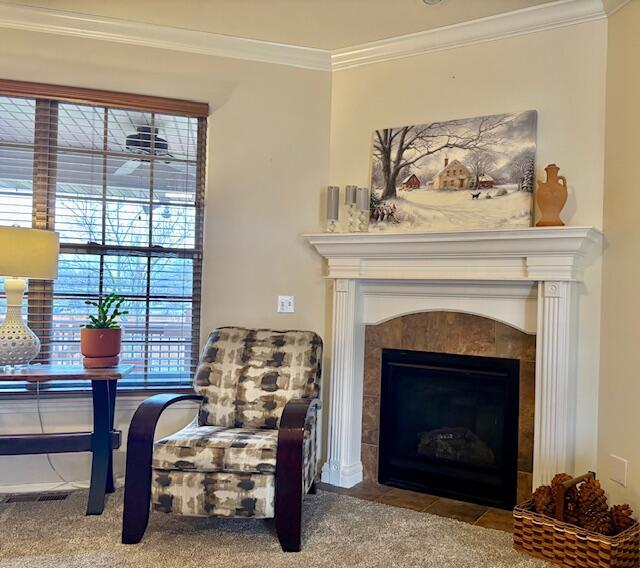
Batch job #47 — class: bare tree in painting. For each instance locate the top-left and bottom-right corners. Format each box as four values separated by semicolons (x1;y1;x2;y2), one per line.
373;115;511;200
466;149;496;190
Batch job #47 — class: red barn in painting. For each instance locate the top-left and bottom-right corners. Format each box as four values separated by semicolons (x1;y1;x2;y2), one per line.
401;174;421;190
477;174;495;189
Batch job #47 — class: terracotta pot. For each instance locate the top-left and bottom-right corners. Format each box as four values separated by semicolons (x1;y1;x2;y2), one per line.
80;327;122;358
83;355;120;369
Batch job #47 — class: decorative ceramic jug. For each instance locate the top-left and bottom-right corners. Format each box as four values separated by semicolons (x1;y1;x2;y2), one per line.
536;163;567;227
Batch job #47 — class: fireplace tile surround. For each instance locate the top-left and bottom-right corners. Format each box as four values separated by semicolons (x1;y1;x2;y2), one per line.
361;312;536;505
305;226;602;492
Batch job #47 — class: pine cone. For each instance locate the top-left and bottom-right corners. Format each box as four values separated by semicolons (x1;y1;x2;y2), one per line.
564;499;580;526
577;478;612;535
611;504;635;534
551;473;575;500
533;485;555;516
551;473;579;525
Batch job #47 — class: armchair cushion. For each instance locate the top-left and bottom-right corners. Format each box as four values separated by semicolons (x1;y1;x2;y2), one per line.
153;422;277;474
152;470;274;518
194;327;322;429
149;400;319;518
152;409;317;483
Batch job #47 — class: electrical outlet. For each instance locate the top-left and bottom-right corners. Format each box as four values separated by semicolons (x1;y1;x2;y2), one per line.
277;295;295;313
609;454;628;487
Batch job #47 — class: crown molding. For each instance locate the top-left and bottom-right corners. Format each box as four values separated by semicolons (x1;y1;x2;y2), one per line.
0;0;612;72
605;0;632;17
331;0;607;70
0;3;332;71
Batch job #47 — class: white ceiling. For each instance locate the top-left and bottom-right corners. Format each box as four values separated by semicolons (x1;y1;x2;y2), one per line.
3;0;569;50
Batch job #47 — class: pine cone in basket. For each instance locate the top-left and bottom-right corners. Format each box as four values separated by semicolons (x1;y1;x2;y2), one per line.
611;504;636;535
551;473;575;500
577;478;612;535
564;499;580;526
550;473;579;525
533;485;555;516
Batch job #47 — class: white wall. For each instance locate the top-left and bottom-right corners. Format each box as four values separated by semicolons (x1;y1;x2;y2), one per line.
0;396;198;491
0;28;331;490
598;0;640;512
329;21;607;476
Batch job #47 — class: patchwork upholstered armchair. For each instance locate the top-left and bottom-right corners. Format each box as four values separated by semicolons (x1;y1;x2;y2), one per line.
121;327;322;551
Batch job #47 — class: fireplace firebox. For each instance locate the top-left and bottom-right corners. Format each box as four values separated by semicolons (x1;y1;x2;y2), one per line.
378;348;520;509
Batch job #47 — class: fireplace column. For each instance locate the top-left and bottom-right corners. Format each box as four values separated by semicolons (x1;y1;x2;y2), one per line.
321;278;364;487
533;280;577;487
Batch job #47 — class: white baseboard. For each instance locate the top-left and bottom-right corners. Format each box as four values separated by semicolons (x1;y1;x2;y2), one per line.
321;460;363;488
0;477;124;494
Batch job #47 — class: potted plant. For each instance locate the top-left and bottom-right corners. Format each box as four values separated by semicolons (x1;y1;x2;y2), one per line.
80;293;128;368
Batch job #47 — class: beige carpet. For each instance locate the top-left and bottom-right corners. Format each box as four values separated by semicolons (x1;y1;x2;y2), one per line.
0;489;549;568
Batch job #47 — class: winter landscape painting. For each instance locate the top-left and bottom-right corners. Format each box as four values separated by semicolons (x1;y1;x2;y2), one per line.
369;110;537;232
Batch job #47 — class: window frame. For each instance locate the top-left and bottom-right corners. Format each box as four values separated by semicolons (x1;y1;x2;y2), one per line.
0;79;208;396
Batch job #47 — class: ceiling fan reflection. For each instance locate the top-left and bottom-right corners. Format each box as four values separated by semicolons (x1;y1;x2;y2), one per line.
113;125;188;176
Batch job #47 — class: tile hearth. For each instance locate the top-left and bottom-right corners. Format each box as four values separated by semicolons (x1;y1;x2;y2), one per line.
318;482;514;532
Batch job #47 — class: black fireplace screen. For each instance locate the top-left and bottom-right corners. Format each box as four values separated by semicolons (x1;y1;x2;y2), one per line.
378;349;520;509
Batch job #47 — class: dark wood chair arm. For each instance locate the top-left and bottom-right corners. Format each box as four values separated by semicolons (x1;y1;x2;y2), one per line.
279;398;322;433
126;393;204;450
122;393;202;544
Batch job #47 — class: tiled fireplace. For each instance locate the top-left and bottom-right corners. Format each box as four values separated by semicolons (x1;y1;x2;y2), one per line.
362;312;535;507
305;227;601;493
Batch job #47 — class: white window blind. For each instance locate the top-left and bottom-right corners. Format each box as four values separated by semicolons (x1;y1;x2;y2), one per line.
0;84;207;392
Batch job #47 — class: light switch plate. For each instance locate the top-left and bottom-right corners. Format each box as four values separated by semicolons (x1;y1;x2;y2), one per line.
277;295;295;313
609;454;628;487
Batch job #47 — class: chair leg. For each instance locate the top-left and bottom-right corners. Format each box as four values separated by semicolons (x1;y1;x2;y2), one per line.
276;494;302;552
121;414;154;545
308;479;318;495
275;434;304;552
121;455;152;544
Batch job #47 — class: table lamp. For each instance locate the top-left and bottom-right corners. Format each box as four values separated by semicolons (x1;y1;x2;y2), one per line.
0;226;60;367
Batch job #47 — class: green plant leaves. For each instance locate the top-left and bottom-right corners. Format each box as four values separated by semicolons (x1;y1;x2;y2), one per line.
82;292;128;329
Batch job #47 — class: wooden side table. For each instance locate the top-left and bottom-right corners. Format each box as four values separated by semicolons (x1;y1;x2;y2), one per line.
0;364;134;515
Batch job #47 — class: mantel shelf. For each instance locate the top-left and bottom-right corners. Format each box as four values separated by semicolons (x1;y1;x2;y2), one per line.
304;226;602;281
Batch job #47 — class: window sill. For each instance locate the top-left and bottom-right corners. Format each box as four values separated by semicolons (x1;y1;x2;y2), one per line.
0;385;195;400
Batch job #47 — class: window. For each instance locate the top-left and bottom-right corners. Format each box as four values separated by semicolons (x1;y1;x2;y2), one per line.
0;80;208;392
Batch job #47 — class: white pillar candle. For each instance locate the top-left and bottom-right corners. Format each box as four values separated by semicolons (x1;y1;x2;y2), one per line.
345;185;357;205
356;187;369;211
327;186;340;221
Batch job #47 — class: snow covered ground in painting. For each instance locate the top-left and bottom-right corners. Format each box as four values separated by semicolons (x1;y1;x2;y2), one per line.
370;185;532;232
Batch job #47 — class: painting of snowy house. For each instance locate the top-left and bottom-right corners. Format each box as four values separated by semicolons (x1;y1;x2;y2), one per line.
369;110;537;232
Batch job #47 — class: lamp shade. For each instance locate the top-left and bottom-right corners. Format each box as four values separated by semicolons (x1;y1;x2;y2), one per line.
0;226;59;279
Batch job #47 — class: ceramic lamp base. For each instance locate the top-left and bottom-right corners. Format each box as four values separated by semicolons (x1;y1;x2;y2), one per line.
0;279;40;366
83;355;119;369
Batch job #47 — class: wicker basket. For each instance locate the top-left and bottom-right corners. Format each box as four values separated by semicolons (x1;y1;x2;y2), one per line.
513;472;640;567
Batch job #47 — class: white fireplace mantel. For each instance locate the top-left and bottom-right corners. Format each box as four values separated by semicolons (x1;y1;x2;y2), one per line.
305;226;601;282
305;226;602;490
